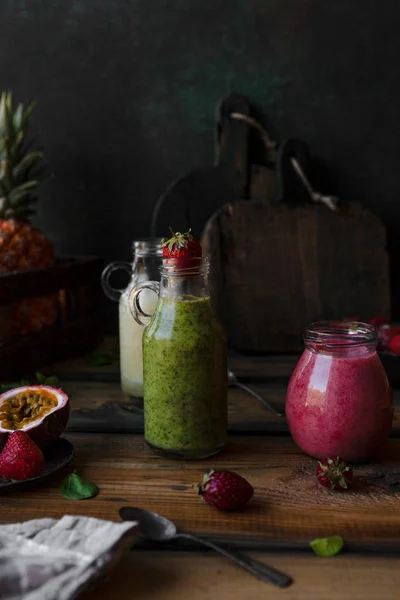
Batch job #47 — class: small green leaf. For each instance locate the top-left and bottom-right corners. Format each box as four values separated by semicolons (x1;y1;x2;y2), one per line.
59;473;99;500
89;349;119;366
36;372;46;384
44;375;59;386
310;535;344;557
0;381;22;392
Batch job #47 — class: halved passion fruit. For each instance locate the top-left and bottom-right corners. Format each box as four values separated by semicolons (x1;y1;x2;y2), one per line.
0;385;69;449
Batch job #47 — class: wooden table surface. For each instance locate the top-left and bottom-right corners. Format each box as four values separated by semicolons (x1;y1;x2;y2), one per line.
1;339;400;600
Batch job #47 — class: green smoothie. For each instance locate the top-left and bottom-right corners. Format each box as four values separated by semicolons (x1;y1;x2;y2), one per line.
142;295;228;458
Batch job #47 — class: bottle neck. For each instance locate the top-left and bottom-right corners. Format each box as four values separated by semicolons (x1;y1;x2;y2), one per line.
131;238;163;281
304;321;378;357
159;257;210;300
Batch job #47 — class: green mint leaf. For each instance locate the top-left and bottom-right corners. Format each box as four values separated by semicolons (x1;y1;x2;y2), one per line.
44;375;59;386
36;372;46;384
89;349;119;367
59;473;99;500
0;381;22;391
310;535;344;557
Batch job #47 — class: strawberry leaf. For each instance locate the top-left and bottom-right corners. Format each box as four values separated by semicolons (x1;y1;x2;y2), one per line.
310;535;344;557
36;372;46;384
0;381;22;391
0;373;59;392
44;375;59;386
89;349;119;366
59;473;99;500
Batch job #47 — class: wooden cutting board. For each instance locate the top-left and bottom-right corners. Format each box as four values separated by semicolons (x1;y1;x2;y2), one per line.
150;94;278;239
2;432;399;552
201;198;390;354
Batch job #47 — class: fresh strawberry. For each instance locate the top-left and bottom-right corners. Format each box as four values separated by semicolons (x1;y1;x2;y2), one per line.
370;315;389;328
197;469;254;511
316;456;353;491
161;229;202;268
377;325;400;351
0;431;45;481
388;334;400;355
378;324;393;351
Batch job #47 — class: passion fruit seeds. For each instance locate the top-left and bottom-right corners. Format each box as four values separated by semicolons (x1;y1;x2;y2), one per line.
0;385;69;448
0;388;58;430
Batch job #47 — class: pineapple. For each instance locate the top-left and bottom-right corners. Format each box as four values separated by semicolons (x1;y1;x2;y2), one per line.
0;91;58;335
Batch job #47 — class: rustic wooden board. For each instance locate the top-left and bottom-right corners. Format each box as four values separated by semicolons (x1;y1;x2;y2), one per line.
65;383;286;434
201;200;390;353
1;433;400;552
45;340;400;388
64;380;400;437
81;550;400;600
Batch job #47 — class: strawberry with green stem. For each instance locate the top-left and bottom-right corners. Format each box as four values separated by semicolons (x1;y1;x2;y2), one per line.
316;456;353;491
162;228;202;269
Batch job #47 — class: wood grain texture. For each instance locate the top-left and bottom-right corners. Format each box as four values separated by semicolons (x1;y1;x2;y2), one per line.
201;200;390;353
0;256;103;304
1;433;400;550
45;337;400;389
43;348;300;381
81;551;400;600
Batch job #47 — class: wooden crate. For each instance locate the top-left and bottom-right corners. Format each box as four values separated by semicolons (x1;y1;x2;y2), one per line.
0;256;104;379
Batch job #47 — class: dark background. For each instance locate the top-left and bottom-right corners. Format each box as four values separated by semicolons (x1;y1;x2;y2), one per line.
1;0;400;327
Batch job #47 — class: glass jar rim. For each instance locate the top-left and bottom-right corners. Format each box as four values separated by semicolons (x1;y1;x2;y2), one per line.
132;238;163;257
304;320;378;348
160;256;209;277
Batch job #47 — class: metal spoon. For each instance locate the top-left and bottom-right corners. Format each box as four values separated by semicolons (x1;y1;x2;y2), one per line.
119;506;292;588
228;370;285;417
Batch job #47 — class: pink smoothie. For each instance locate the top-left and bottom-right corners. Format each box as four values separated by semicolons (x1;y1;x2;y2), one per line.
286;347;393;462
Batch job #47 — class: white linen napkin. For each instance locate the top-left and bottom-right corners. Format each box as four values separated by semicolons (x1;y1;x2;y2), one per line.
0;515;138;600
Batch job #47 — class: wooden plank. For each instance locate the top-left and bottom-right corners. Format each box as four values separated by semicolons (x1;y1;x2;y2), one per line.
44;338;299;381
201;200;390;353
81;550;400;600
43;337;400;391
65;381;286;432
1;433;400;550
64;380;400;437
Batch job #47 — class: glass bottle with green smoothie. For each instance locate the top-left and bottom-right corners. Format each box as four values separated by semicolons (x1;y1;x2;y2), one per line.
129;233;227;459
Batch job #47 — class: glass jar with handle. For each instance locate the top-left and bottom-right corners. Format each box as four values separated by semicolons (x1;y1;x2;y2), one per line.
101;239;163;400
129;256;228;459
286;321;393;462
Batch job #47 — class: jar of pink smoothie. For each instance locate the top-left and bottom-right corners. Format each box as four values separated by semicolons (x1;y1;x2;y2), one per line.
286;321;393;462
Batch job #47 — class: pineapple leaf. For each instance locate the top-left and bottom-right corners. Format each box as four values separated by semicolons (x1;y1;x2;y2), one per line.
29;163;50;182
9;180;39;199
13;104;23;130
13;151;44;183
0;158;13;193
20;100;37;131
10;195;38;210
9;131;24;162
0;93;6;138
3;92;15;140
0;92;47;218
8;180;39;206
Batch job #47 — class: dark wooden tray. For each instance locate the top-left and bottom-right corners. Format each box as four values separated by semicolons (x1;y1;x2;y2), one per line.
0;255;104;378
